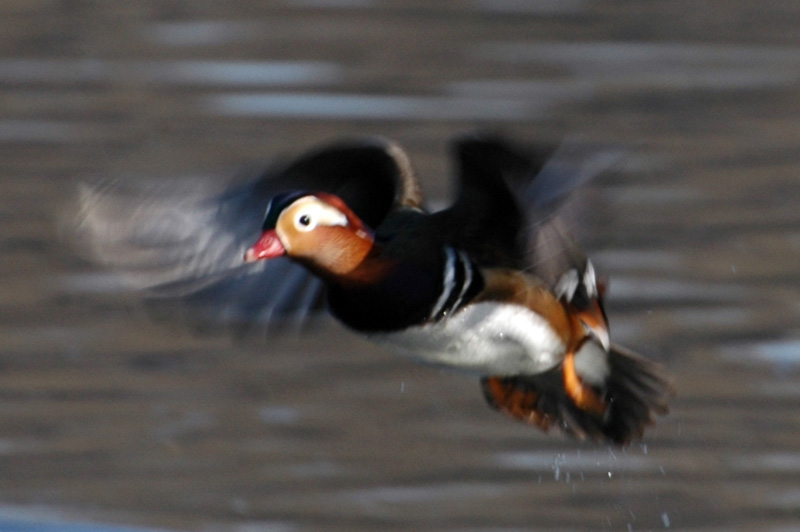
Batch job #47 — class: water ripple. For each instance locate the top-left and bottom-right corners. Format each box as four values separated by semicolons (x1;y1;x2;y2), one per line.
492;449;655;475
608;277;752;304
728;452;800;472
477;41;800;90
472;0;588;14
140;21;262;47
0;120;98;143
721;339;800;368
204;92;550;121
341;482;509;506
0;59;341;87
0;507;171;532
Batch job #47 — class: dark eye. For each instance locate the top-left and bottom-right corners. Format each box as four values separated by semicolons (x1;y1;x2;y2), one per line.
295;211;317;232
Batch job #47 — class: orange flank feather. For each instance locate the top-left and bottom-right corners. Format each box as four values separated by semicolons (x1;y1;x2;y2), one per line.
475;269;573;344
562;349;607;417
481;377;553;432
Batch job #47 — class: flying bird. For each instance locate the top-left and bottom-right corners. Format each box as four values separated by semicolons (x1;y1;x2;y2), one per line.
70;134;673;445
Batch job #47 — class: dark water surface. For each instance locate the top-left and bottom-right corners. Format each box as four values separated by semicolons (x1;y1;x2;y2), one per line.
2;2;800;531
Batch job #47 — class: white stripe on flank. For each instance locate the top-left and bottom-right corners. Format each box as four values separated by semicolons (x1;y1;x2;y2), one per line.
430;248;457;320
583;260;597;298
450;251;474;312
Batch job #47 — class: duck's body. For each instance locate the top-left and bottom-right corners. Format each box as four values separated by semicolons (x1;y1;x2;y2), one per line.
73;133;673;445
373;298;564;376
241;135;673;444
325;242;563;376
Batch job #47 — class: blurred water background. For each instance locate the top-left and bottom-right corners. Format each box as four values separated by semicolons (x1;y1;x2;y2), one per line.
2;1;800;531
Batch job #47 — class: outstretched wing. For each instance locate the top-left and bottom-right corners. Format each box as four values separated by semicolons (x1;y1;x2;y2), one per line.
65;137;422;330
520;141;624;290
433;133;622;283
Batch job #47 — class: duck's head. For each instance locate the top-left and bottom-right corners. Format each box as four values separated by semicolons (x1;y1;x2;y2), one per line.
244;191;375;277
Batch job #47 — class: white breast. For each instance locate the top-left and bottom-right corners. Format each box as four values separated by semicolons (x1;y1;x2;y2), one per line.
369;302;566;376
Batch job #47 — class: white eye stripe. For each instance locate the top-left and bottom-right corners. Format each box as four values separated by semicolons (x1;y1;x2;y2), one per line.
289;197;348;232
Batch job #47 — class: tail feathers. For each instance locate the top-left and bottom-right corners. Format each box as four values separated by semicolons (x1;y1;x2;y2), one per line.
481;345;674;445
603;344;673;442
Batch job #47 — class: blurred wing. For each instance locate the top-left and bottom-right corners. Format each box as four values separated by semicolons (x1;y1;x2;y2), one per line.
426;132;622;285
65;137;421;330
521;143;624;288
398;133;556;269
68;171;327;328
522;142;624;213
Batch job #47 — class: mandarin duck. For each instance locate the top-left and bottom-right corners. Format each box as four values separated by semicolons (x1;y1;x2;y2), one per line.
70;134;673;445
